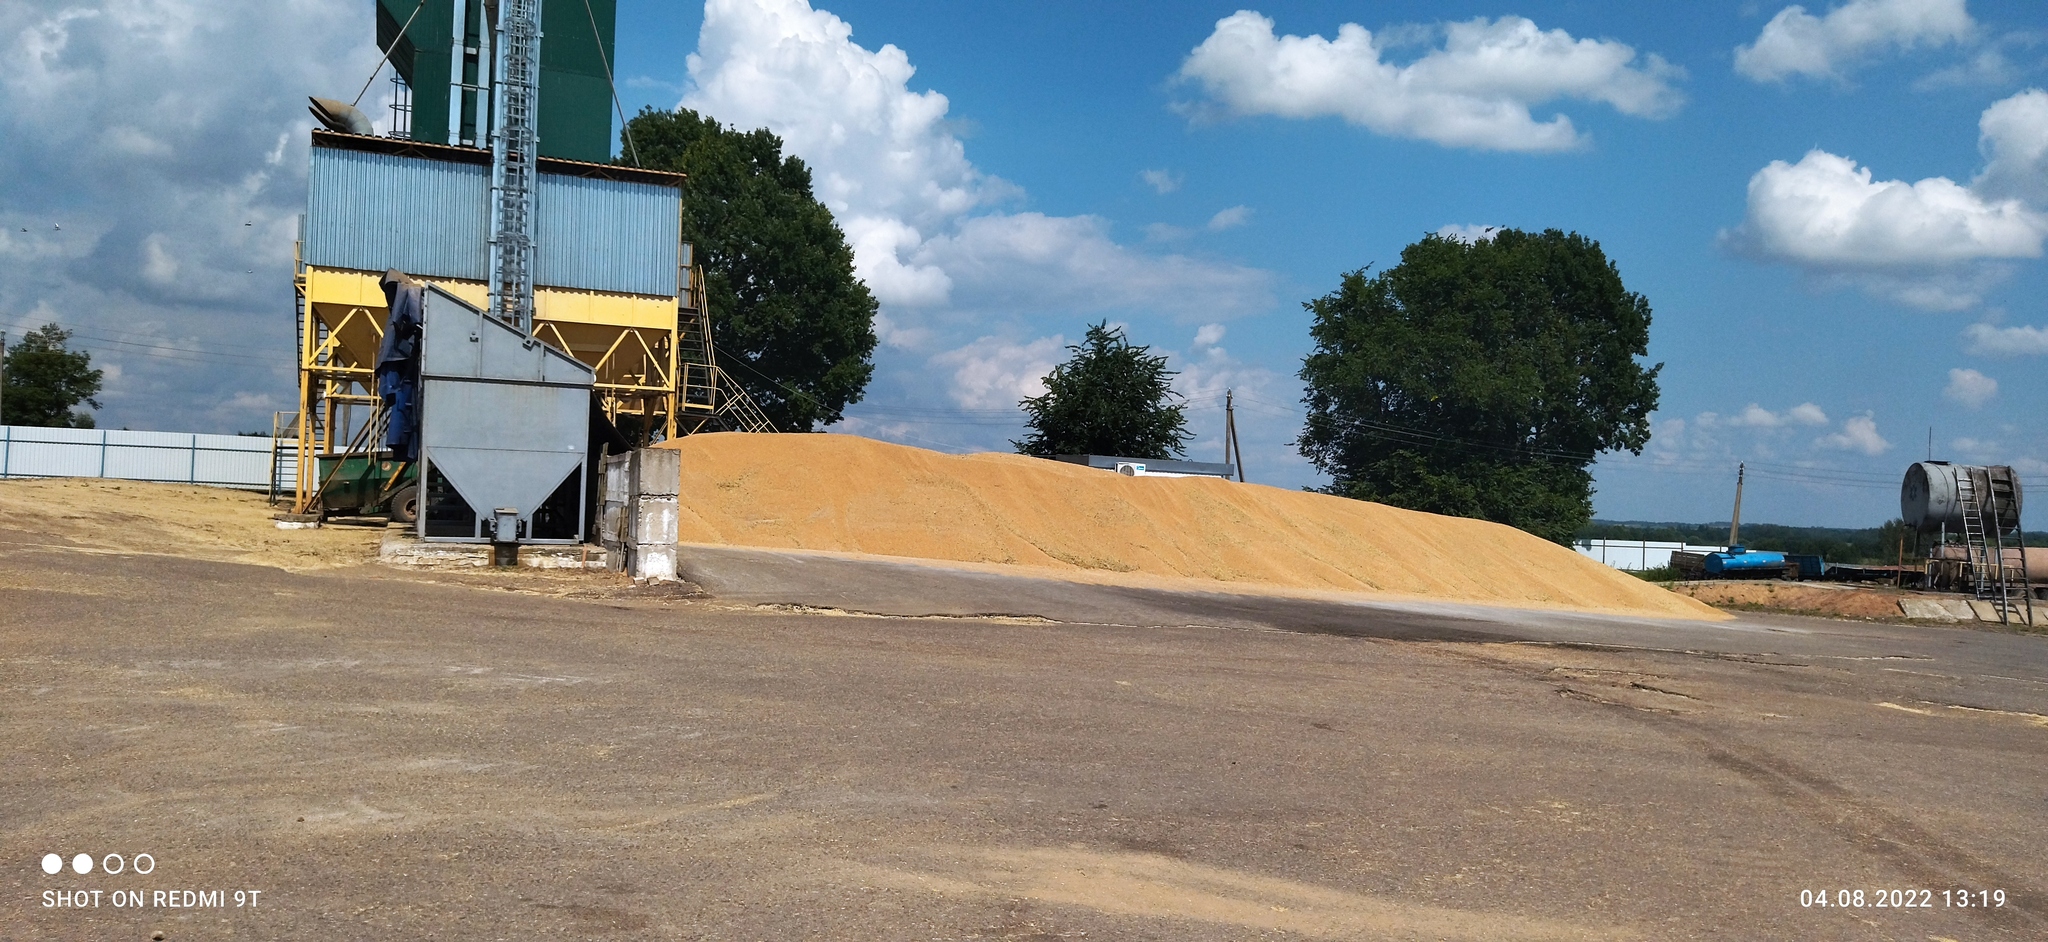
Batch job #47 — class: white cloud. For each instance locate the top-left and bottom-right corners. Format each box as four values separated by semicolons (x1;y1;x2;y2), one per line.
1194;323;1226;347
844;215;951;307
686;0;1000;233
1728;402;1831;427
1139;168;1182;194
1206;205;1252;231
1731;150;2044;267
871;311;932;351
1436;224;1499;243
1786;402;1832;426
930;335;1064;409
681;0;1275;325
1175;11;1683;153
1943;367;1998;407
1734;0;1975;83
1963;321;2048;355
1974;88;2048;206
1817;413;1892;455
1724;145;2046;307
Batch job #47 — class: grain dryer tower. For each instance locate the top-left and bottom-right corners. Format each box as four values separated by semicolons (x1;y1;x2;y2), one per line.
291;0;770;533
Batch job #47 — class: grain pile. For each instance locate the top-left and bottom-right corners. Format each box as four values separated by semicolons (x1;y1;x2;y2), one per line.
0;478;379;571
655;434;1720;620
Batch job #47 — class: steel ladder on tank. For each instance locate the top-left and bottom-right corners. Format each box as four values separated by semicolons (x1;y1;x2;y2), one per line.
1959;470;2033;626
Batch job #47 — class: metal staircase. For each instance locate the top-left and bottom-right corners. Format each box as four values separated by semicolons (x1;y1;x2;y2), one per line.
1959;469;2033;626
672;264;776;434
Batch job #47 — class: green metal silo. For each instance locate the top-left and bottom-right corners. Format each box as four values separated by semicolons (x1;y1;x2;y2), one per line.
374;0;617;163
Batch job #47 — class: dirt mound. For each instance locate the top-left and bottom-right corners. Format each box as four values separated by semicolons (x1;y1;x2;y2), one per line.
0;478;379;571
654;434;1719;620
1675;581;1919;621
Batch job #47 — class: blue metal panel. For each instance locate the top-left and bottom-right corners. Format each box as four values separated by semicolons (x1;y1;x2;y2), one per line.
535;174;680;296
307;146;680;296
306;147;490;281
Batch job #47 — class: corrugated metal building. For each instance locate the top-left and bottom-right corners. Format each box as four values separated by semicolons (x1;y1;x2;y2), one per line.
304;135;681;296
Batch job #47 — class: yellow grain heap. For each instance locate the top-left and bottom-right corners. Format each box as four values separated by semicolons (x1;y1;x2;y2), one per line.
654;434;1720;620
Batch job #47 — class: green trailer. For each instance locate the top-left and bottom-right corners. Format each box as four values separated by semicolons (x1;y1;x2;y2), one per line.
314;452;420;522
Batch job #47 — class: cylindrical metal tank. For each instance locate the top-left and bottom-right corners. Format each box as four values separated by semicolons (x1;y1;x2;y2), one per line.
1901;462;2022;533
1704;548;1787;575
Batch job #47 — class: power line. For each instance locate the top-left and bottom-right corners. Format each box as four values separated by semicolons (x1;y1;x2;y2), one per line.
1;317;280;356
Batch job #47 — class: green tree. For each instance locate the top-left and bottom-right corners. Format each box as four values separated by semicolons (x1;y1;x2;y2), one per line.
1297;229;1661;544
626;107;878;432
1015;322;1191;459
2;325;104;428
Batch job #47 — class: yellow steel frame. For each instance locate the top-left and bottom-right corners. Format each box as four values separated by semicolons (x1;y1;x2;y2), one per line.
292;255;712;512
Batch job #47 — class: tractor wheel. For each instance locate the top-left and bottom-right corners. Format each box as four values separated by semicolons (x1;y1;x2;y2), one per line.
389;485;420;524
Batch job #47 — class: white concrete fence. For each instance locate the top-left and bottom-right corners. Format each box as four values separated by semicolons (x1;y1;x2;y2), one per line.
1574;538;1730;572
0;424;291;494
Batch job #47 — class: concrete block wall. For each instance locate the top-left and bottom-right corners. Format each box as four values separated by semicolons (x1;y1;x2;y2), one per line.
599;447;680;582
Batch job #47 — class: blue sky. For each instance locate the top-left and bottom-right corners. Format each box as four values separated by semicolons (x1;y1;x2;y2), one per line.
3;1;2046;527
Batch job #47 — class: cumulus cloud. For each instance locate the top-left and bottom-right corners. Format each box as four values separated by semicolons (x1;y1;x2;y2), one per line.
1139;168;1182;194
681;0;1274;325
686;0;999;234
1194;323;1226;347
1174;10;1683;152
1729;150;2043;268
1817;413;1892;454
0;1;375;433
931;335;1064;409
1734;0;1974;83
1724;123;2048;308
1943;367;1998;406
1974;88;2048;206
1727;402;1831;427
1963;321;2048;355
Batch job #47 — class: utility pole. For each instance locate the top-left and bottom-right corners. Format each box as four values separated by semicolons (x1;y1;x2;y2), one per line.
1223;389;1245;483
1729;462;1745;548
0;330;7;425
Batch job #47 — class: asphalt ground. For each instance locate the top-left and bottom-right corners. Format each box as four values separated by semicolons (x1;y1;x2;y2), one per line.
4;530;2046;940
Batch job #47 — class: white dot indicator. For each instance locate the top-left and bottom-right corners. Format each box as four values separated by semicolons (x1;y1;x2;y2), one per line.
41;853;61;875
72;853;92;874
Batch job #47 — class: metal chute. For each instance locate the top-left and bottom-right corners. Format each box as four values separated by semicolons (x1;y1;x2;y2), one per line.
308;97;375;135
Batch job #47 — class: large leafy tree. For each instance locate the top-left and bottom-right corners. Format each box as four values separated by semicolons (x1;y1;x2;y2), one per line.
1297;229;1661;544
627;107;877;432
2;325;103;428
1015;322;1191;459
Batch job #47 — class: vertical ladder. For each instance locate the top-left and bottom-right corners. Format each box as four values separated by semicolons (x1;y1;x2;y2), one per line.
1981;472;2030;626
487;0;542;333
1959;470;1993;603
